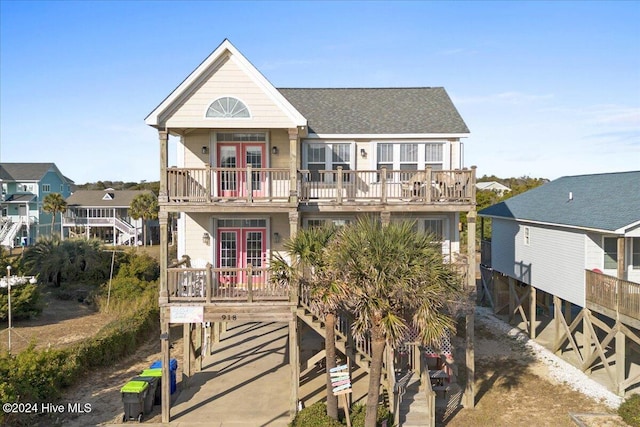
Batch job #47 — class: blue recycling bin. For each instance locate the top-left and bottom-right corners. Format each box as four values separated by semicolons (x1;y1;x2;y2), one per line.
150;358;177;394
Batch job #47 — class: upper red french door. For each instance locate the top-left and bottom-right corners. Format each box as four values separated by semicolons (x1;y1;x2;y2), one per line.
218;143;265;197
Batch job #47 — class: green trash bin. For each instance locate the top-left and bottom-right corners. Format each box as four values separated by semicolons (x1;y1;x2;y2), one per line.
131;375;158;414
141;368;163;405
121;380;149;422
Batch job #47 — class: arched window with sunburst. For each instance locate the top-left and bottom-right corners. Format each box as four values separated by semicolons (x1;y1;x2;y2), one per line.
205;97;251;118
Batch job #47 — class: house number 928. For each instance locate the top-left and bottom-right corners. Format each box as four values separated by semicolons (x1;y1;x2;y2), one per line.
221;315;237;321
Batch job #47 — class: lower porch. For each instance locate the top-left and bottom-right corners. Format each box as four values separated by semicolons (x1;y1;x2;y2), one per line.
479;267;640;397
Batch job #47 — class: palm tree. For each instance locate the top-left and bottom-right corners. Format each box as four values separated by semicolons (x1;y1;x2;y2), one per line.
42;193;67;236
22;235;66;286
129;193;159;246
270;225;346;420
326;217;463;427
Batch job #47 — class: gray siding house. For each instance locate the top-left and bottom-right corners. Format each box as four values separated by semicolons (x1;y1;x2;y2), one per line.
479;170;640;396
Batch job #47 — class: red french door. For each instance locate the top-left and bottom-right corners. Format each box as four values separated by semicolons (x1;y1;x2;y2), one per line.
217;228;266;285
218;143;265;197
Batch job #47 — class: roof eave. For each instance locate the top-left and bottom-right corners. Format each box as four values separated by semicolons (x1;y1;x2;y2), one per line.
480;214;627;235
145;39;307;129
307;132;470;139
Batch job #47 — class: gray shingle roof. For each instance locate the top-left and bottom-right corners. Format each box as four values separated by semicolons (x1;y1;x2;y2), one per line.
66;190;154;208
278;88;469;135
0;163;63;181
479;171;640;232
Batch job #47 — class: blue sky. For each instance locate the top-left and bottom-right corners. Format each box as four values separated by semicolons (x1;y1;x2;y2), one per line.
1;1;638;184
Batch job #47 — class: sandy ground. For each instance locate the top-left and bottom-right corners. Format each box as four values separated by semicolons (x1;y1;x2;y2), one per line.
3;290;631;427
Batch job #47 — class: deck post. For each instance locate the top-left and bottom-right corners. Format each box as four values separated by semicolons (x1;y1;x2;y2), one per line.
554;295;561;354
583;310;592;374
616;326;626;395
530;285;537;339
288;128;299;205
617;237;625;280
289;316;299;420
463;209;476;409
160;309;171;423
158;130;169;203
247;264;253;303
565;300;572;324
508;277;516;323
195;322;203;372
183;323;192;385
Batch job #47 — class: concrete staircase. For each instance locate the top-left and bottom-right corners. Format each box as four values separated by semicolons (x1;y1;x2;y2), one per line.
399;377;429;426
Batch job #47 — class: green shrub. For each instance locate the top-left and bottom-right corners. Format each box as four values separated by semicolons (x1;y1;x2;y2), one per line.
290;401;344;427
619;393;640;427
0;283;42;321
0;299;159;426
116;251;159;282
349;403;393;427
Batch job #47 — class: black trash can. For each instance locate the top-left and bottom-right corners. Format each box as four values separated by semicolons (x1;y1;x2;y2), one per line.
131;375;158;414
141;368;163;405
121;380;149;422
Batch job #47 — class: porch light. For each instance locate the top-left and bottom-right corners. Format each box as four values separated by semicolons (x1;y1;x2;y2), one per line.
202;232;210;245
271;146;279;155
202;146;209;155
273;232;281;243
360;148;367;158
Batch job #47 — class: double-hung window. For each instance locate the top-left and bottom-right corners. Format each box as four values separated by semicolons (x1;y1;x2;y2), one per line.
376;143;444;181
304;142;352;182
604;237;618;270
632;237;640;269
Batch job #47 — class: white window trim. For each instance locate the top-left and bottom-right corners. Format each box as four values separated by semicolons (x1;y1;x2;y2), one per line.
301;141;356;180
603;236;618;271
632;237;640;270
523;226;530;246
204;96;252;119
303;217;354;228
374;141;449;171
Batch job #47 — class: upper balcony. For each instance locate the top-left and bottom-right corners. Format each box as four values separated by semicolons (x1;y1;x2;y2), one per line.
163;166;475;211
585;269;640;328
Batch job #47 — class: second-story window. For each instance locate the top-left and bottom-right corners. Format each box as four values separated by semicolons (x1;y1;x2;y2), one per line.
206;97;250;118
376;143;444;172
42;184;51;192
303;142;352;182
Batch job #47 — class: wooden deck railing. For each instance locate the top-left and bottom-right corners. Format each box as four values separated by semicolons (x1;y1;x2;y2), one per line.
166;166;291;203
299;167;475;204
163;166;475;205
166;264;290;303
585;270;640;320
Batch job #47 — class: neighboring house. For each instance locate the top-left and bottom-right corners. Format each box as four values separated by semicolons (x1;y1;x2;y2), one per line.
63;189;158;245
0;163;73;247
475;181;511;196
144;39;477;421
479;170;640;395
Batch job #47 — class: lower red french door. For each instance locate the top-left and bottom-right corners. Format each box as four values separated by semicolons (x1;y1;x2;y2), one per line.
217;228;265;285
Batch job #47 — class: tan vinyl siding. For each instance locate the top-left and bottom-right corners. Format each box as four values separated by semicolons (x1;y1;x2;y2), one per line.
165;56;297;129
183;213;213;264
269;130;291;169
355;141;372;170
183;131;211;167
270;213;290;253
